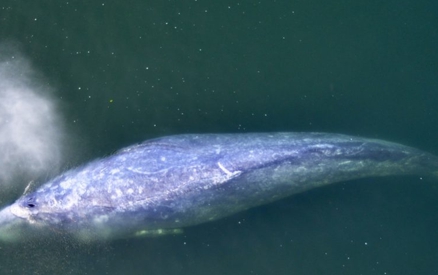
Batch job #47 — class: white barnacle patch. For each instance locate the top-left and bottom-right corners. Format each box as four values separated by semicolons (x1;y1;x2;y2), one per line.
60;179;73;189
97;171;106;180
160;156;166;162
49;198;59;207
115;189;123;198
217;162;241;177
77;181;88;196
127;188;134;195
110;168;120;175
204;162;243;187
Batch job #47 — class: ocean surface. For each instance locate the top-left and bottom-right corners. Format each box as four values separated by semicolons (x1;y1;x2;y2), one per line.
0;1;437;274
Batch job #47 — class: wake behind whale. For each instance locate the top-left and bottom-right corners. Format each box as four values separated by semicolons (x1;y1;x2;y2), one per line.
0;132;437;242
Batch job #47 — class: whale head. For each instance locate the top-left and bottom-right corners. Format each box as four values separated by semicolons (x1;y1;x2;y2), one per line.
0;193;60;242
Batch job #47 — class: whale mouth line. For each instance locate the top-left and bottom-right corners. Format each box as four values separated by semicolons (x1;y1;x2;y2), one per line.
9;203;31;219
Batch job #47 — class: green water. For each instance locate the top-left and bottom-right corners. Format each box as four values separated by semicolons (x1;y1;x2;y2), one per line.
0;1;437;274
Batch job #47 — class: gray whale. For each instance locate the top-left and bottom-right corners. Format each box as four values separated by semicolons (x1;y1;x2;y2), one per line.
0;132;437;242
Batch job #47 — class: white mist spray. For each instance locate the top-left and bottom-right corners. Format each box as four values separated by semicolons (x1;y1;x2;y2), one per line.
0;47;66;201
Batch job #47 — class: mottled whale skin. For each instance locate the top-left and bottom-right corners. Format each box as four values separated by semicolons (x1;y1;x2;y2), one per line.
0;132;437;242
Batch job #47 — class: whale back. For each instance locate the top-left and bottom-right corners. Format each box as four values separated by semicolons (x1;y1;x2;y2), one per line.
5;132;438;240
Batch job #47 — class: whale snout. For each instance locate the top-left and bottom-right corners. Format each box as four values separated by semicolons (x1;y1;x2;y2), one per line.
9;202;32;219
0;205;29;242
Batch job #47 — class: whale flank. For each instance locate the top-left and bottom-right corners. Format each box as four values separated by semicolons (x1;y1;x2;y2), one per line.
0;132;437;242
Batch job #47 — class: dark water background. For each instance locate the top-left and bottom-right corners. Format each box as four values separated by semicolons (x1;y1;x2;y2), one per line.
1;1;438;274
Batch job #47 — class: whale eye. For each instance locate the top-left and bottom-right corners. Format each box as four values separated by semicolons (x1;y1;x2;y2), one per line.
26;197;36;208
